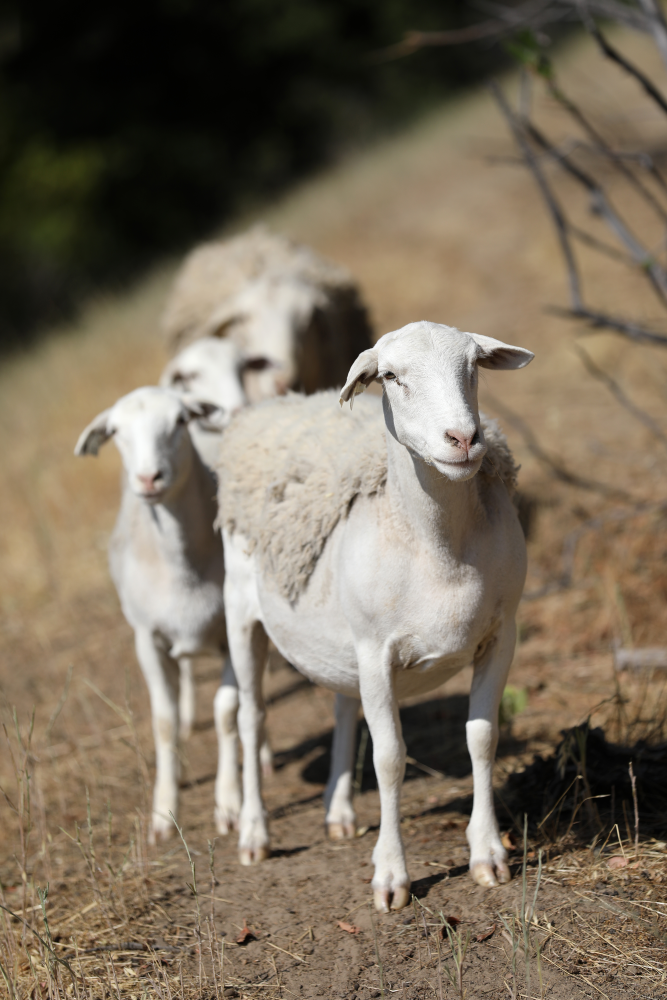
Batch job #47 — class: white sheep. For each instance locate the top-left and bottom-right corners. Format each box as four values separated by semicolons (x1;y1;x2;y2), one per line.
216;321;533;908
75;386;251;841
159;337;248;469
160;225;374;402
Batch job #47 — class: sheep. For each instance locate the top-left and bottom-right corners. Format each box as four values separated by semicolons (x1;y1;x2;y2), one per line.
216;320;533;908
75;386;251;842
159;337;248;469
160;225;374;402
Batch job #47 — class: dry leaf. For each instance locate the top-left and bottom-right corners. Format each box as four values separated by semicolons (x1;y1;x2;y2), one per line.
440;915;461;936
607;856;628;870
476;923;496;943
501;831;516;851
236;920;257;945
360;877;372;884
337;920;361;935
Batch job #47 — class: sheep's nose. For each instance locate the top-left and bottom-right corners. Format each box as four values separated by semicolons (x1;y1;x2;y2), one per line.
137;472;162;489
445;429;478;456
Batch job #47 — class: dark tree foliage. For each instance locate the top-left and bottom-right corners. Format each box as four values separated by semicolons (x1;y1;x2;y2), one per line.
0;1;502;346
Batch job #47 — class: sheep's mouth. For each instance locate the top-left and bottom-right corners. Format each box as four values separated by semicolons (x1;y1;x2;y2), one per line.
432;455;484;476
137;488;167;503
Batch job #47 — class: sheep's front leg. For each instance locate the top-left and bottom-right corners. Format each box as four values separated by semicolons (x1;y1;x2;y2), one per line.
134;628;180;843
325;693;360;839
466;619;516;888
214;657;241;834
359;654;410;911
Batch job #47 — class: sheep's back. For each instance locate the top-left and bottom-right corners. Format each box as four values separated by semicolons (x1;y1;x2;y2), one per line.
162;225;366;351
217;391;387;603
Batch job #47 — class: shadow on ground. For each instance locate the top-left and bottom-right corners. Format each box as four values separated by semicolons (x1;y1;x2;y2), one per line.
268;694;526;789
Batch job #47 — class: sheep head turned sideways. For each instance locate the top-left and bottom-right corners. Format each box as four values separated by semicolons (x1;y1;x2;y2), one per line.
340;321;533;483
74;386;221;503
203;275;327;400
159;337;249;427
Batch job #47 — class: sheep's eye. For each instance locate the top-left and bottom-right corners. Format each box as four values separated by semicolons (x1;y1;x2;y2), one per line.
383;371;397;381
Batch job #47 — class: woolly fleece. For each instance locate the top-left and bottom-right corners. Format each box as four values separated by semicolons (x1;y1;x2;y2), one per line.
161;224;366;351
217;391;519;604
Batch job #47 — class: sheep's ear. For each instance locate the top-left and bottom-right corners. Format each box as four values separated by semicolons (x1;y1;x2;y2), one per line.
75;409;114;457
181;399;226;431
202;301;246;338
469;333;534;370
159;358;187;389
339;348;379;408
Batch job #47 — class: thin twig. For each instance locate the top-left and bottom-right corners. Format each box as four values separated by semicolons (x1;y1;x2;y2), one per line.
483;390;635;500
490;79;584;311
629;761;640;855
574;342;667;451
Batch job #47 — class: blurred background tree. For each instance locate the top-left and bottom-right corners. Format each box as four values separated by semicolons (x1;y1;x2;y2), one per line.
0;0;508;349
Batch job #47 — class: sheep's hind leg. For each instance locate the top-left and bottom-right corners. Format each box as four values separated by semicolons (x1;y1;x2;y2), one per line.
214;657;241;834
359;652;410;911
178;656;196;741
325;693;360;839
224;553;271;866
134;628;180;843
466;620;516;888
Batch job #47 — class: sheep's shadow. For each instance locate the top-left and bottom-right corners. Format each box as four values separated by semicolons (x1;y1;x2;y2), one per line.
272;694;525;790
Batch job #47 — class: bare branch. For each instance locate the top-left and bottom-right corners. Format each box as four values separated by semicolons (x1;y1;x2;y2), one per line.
569;223;639;264
574;342;667;449
526;120;667;307
489;80;584;310
547;304;667;345
483;390;636;499
522;499;667;599
545;75;667;223
636;0;667;70
584;17;667;117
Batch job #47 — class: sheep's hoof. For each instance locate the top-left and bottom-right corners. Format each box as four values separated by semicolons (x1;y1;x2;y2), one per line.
179;722;193;742
215;808;239;836
327;821;356;841
149;818;175;845
373;884;411;912
261;760;275;778
470;860;511;888
239;845;271;866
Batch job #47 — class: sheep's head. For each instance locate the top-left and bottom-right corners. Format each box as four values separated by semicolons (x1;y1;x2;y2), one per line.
201;275;326;402
160;337;249;428
340;321;533;483
75;387;221;503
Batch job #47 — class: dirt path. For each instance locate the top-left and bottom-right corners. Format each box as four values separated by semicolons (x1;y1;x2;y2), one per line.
2;27;667;1000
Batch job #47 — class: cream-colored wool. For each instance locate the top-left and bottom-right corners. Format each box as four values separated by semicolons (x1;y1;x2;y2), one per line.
217;391;518;604
161;224;368;351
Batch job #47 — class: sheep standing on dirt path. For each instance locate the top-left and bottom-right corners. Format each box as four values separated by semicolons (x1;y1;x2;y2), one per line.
217;321;533;909
75;387;249;842
160;225;374;402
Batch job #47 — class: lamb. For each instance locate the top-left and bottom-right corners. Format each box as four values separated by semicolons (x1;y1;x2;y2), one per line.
160;225;374;402
216;320;533;908
75;387;251;842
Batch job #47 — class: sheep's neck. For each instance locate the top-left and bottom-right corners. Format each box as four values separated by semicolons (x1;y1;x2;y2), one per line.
142;452;218;568
384;428;481;556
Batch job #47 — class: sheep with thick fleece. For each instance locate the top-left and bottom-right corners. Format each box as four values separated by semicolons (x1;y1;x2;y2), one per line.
75;387;250;842
161;225;374;401
217;321;533;907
